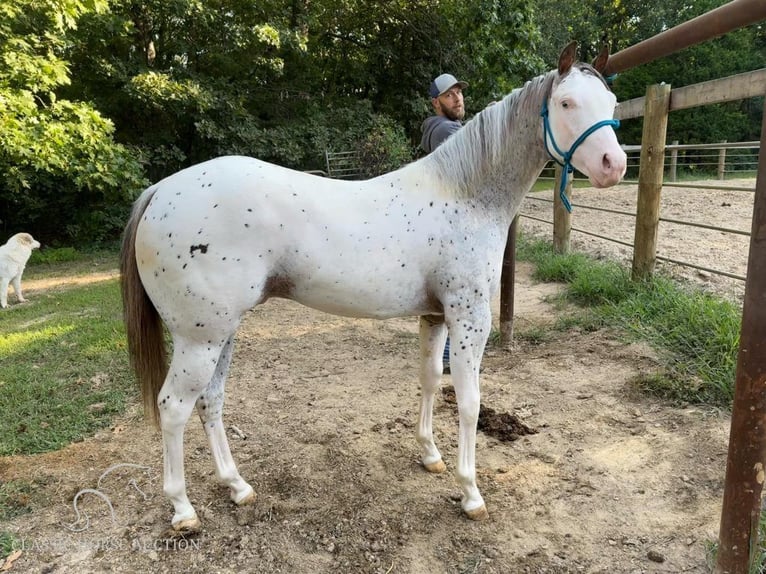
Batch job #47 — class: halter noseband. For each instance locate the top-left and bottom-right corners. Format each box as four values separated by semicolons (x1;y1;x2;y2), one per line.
540;100;620;213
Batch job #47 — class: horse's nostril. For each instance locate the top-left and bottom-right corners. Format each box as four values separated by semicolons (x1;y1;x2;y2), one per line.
602;153;612;171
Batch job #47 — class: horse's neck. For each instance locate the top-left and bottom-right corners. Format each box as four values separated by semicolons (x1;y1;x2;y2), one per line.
422;72;554;221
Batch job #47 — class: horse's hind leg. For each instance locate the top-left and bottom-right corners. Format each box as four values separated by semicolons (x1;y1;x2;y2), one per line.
196;335;255;506
417;316;449;473
159;336;229;531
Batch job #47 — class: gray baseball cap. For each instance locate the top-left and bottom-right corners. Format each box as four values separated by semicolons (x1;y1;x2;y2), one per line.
429;73;468;98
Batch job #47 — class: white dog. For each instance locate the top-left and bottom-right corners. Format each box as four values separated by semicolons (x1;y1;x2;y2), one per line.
0;233;41;308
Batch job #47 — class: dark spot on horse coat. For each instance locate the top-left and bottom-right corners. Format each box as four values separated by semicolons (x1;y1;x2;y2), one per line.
190;244;209;255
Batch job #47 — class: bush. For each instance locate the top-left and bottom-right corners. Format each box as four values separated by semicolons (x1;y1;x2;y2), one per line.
28;247;79;265
248;101;413;175
358;115;414;177
0;92;148;245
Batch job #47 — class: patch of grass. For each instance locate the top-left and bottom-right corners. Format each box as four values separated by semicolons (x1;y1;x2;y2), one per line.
487;328;502;346
28;246;79;265
553;311;605;334
0;481;36;521
601;276;739;406
0;530;17;560
0;252;136;456
24;246;119;280
516;234;740;408
530;177;593;193
631;372;693;403
568;262;636;306
515;326;552;345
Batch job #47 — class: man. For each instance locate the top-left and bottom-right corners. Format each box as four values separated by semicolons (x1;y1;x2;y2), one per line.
420;72;468;373
420;73;468;154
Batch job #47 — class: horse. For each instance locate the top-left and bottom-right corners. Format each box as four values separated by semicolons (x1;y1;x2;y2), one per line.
120;42;627;532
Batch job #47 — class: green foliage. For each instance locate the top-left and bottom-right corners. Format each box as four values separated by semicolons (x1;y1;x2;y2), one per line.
1;0;763;246
609;0;764;145
0;0;146;244
28;246;79;264
64;0;543;177
358;115;414;177
0;530;16;559
517;235;741;407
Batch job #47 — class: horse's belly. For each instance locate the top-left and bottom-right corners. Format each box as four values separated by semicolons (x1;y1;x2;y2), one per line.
288;276;441;319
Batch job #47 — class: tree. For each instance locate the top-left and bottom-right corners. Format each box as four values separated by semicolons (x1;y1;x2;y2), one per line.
534;0;765;146
62;0;544;182
0;0;147;243
608;0;765;145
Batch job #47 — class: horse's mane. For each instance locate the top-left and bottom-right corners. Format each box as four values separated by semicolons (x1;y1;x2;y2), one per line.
421;70;557;198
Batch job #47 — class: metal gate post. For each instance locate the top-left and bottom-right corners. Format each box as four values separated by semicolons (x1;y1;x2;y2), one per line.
715;95;766;574
499;216;519;349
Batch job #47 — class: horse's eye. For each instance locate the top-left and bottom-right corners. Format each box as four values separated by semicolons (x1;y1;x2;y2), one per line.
561;101;570;109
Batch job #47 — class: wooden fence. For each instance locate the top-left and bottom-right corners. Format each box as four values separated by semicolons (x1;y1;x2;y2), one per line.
540;141;760;182
500;2;766;571
526;143;758;282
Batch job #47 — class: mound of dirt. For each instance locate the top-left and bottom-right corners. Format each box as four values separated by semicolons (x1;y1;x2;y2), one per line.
442;386;538;442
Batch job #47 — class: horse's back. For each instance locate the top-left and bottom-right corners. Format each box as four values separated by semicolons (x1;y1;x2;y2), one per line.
132;156;450;326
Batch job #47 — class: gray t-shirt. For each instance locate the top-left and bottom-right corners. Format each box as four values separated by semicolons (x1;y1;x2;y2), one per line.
420;115;463;154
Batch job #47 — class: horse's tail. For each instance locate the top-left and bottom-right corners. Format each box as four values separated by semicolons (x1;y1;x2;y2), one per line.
120;187;167;428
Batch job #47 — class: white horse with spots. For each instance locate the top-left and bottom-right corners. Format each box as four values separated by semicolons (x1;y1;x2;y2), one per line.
121;42;626;531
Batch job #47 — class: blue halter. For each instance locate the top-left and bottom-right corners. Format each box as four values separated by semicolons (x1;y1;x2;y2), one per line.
540;100;620;212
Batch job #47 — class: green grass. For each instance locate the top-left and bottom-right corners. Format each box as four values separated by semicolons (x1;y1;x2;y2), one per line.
0;251;136;456
25;245;120;278
0;530;17;560
0;478;44;559
516;234;740;408
514;325;553;345
0;480;38;521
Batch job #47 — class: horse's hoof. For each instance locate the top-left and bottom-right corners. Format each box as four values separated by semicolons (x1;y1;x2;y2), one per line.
465;505;489;521
235;490;256;506
424;460;447;473
171;515;201;533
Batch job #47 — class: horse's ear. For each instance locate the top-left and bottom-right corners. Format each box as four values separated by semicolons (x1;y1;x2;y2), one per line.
593;45;609;74
558;41;578;75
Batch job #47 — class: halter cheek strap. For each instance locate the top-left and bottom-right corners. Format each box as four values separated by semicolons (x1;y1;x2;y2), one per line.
540;101;620;213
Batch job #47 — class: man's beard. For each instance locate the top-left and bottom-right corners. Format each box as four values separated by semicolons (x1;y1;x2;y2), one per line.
444;107;464;121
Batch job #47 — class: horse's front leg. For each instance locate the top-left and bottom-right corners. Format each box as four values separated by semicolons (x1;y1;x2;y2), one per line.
196;336;255;506
447;303;492;521
417;315;449;473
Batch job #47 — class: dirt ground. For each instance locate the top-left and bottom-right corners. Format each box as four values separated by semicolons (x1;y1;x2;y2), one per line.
1;177;755;574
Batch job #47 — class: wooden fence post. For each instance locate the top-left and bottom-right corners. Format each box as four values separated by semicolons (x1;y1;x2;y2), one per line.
632;83;671;280
669;140;679;182
714;94;766;574
499;216;519;348
719;140;728;180
553;164;572;254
